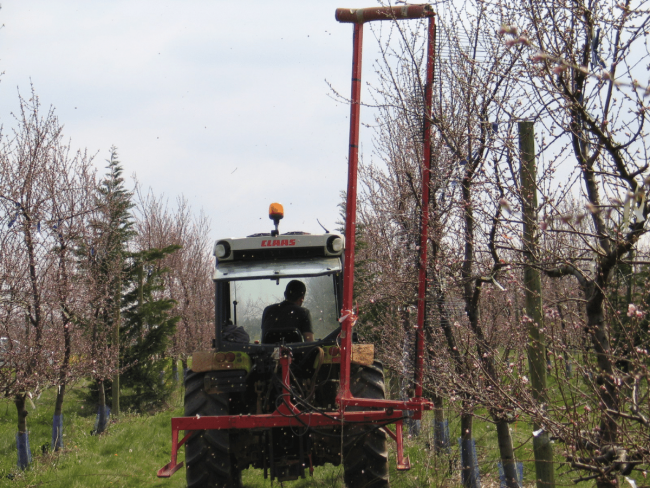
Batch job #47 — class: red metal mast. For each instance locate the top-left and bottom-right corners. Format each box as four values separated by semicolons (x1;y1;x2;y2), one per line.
414;13;436;399
335;4;436;403
338;19;363;404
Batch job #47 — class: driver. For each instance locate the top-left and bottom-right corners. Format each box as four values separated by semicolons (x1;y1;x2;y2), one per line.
261;280;314;342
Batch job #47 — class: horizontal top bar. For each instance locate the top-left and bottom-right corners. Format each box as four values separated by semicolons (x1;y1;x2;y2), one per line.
340;397;434;410
171;409;405;430
335;5;435;23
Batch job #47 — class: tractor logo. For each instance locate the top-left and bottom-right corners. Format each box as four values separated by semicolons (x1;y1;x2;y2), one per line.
260;239;296;247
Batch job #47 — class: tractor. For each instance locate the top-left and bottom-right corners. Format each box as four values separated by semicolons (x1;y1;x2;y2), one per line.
159;5;436;487
184;207;389;487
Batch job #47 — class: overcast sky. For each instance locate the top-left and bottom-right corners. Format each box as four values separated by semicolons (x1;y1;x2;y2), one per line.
0;1;383;240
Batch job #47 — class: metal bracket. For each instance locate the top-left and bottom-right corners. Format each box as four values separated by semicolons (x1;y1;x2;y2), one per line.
157;429;193;478
382;421;411;471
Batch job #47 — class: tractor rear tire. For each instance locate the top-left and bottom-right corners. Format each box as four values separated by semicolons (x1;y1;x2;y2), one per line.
343;361;390;488
184;370;242;488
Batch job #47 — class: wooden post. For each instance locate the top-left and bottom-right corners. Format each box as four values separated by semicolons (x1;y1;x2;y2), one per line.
112;276;121;417
519;121;554;488
139;262;144;343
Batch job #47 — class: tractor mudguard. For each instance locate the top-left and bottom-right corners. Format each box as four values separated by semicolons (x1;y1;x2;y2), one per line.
320;344;374;366
191;350;252;373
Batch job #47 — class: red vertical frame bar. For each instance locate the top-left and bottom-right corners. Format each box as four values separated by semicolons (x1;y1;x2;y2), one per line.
339;21;364;402
414;16;436;399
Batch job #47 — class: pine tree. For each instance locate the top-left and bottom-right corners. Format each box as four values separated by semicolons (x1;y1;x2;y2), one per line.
79;147;134;429
118;245;180;411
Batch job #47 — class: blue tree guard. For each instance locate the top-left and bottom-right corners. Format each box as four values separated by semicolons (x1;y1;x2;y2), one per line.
406;418;421;437
434;419;450;453
51;414;64;451
16;432;32;469
94;405;111;433
458;438;481;488
498;461;524;488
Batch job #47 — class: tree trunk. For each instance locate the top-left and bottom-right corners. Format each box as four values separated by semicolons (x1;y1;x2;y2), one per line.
466;282;519;488
52;383;65;451
432;393;447;451
53;307;71;451
16;394;28;434
97;380;107;434
15;394;31;469
460;411;478;488
172;357;179;383
54;319;70;418
496;420;519;488
586;284;620;488
54;385;65;417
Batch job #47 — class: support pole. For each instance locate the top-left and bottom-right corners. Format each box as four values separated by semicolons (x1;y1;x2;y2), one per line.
519;121;554;488
112;270;121;417
414;14;436;399
335;2;436;405
338;21;364;403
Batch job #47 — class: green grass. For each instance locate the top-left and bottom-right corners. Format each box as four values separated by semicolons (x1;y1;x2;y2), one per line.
0;380;459;488
0;379;485;488
0;383;187;488
0;383;569;488
1;372;645;488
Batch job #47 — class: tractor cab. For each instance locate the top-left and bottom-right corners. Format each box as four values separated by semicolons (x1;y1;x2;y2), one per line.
212;203;345;348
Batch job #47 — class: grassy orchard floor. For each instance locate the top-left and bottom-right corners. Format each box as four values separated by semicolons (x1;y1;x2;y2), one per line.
0;382;445;488
0;382;543;488
1;375;646;487
0;380;474;488
0;384;187;488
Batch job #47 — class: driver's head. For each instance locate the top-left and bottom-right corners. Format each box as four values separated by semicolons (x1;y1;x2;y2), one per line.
284;280;306;303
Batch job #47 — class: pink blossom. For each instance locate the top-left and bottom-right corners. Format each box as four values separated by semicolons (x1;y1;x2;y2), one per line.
498;24;519;36
531;52;548;63
599;70;612;81
628;303;637;317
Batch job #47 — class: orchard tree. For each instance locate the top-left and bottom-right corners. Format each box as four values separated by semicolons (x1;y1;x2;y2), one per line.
492;0;650;483
354;4;535;486
40;115;96;451
134;190;214;377
0;91;95;463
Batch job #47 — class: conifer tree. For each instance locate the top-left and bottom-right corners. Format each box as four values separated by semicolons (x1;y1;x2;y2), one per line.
81;147;134;430
118;245;180;411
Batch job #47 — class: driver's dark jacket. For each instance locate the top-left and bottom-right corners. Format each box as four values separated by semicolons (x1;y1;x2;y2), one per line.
261;300;313;340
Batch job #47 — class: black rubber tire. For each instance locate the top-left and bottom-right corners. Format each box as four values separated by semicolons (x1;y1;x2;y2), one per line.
343;361;390;488
184;370;242;488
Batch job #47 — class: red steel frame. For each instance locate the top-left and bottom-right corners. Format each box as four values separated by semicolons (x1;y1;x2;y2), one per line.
337;2;436;414
158;5;436;479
